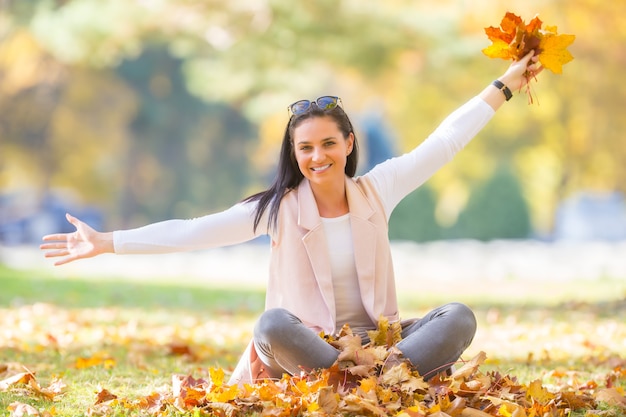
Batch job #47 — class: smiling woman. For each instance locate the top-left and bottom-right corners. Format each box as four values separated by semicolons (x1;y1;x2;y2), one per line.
41;51;543;386
292;116;354;217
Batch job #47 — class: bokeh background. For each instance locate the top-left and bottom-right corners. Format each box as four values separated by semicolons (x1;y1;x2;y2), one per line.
1;6;626;409
1;0;625;245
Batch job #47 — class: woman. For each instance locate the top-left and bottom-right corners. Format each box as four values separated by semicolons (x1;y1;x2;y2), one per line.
41;52;542;385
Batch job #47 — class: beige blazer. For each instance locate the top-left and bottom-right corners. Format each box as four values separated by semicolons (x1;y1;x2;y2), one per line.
228;175;400;385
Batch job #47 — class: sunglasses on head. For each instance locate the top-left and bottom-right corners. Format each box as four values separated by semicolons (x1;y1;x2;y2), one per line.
287;96;342;116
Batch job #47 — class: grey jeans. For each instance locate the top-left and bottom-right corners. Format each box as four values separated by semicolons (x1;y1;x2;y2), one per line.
253;302;477;379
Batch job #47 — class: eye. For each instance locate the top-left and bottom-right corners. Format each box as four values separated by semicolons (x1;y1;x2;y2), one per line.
324;141;335;147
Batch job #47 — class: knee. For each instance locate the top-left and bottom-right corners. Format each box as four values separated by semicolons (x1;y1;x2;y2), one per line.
446;302;477;339
254;308;299;342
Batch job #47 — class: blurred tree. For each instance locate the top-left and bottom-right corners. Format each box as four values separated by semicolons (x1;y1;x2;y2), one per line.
449;164;532;241
115;46;256;226
1;0;624;237
389;184;442;242
0;30;134;206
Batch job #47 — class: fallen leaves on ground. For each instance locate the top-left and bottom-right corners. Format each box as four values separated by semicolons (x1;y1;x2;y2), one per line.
482;11;575;103
85;349;624;417
4;319;623;417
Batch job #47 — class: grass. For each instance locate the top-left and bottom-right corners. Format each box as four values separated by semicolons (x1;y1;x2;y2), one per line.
1;263;625;416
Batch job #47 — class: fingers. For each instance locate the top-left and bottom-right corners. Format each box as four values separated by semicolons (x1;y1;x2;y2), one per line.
521;49;536;63
40;213;89;266
66;213;78;226
41;213;79;242
43;248;70;258
53;255;78;267
40;242;69;251
41;233;70;243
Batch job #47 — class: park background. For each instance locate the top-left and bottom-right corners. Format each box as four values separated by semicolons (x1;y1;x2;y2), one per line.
1;0;626;243
1;0;626;415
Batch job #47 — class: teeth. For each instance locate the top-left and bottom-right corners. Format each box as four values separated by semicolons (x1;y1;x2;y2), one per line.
311;164;331;171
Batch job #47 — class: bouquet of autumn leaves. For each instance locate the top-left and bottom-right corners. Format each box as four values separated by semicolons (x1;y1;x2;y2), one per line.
482;12;575;103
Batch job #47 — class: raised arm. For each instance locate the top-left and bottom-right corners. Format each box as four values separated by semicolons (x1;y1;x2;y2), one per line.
365;50;543;216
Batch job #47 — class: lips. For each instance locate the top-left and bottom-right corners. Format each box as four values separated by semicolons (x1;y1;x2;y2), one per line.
310;164;331;172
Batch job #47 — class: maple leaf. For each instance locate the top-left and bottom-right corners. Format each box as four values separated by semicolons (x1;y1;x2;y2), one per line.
379;362;412;386
482;12;575;103
526;379;555;405
538;28;575;74
334;333;377;377
483;11;575;72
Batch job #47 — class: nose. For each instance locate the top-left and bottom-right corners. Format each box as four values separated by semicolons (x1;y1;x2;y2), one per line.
312;146;324;162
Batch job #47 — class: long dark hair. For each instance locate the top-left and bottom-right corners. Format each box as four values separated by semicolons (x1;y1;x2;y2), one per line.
245;104;359;232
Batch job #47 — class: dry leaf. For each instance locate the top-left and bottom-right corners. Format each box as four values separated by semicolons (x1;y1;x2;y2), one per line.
8;402;41;417
94;387;118;405
0;372;36;391
450;351;487;380
482;11;575;103
595;387;626;408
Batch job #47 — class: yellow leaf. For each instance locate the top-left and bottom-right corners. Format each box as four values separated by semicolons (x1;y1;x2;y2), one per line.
526;379;554;405
208;367;225;387
498;404;513;417
359;376;377;393
307;401;320;412
207;384;239;403
538;33;576;74
482;39;515;60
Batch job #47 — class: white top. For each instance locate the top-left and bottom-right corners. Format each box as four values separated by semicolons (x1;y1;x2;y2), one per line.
113;96;495;328
321;214;373;331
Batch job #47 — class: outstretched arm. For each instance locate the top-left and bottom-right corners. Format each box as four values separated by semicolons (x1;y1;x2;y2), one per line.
41;202;265;266
40;213;114;266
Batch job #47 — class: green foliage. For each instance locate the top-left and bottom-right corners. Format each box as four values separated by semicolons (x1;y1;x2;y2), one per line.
388;184;442;242
114;46;257;224
449;165;532;241
2;0;626;235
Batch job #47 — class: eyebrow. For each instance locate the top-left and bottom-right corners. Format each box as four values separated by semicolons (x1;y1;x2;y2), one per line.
295;137;337;145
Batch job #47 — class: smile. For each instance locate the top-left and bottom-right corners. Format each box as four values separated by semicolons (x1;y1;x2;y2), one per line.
311;164;331;172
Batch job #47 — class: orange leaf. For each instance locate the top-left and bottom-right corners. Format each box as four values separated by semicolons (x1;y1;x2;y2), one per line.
94;387;117;405
482;11;575;74
0;372;36;391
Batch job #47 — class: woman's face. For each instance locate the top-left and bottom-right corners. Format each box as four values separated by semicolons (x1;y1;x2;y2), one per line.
292;115;354;187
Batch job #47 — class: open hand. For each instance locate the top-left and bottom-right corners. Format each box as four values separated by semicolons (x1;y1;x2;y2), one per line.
40;213;113;266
